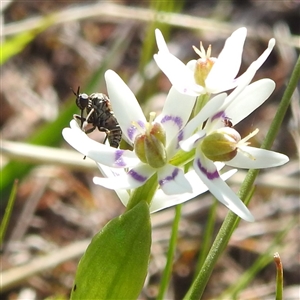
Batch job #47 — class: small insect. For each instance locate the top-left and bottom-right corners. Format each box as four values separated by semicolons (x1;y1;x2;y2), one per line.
73;87;122;148
223;117;233;128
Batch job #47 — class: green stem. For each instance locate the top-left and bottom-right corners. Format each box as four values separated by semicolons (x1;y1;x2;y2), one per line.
193;200;217;279
157;204;182;300
183;210;240;300
194;94;210;117
126;174;158;211
183;54;300;300
169;148;195;167
261;55;300;150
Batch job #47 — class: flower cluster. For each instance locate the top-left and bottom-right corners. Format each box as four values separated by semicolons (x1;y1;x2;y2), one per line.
63;27;289;222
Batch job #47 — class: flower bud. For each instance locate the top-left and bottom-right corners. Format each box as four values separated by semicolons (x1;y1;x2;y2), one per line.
134;122;167;168
194;58;215;87
192;43;216;87
201;128;241;162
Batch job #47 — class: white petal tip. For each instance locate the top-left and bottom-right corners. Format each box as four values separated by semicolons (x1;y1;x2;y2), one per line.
155;28;161;35
93;177;101;184
269;38;276;49
242;213;255;222
235;27;247;35
178;141;190;152
104;69;119;82
279;154;289;165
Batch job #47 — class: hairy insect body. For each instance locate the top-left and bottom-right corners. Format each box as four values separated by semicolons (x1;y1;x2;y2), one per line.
223;117;233;128
73;88;122;148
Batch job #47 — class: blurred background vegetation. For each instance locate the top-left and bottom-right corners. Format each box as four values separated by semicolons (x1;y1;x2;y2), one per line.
1;0;299;299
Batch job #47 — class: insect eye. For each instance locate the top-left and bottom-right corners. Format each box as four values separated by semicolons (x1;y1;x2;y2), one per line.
76;93;89;109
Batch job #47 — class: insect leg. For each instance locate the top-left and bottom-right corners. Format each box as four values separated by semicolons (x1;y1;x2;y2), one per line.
73;114;86;127
81;107;95;132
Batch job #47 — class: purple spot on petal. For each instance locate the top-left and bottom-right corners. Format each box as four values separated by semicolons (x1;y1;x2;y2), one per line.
114;150;126;167
211;111;225;122
127;121;145;141
174;130;184;149
128;169;148;183
196;159;219;180
177;130;184;142
127;125;137;141
137;120;145;129
158;168;179;186
161;115;183;130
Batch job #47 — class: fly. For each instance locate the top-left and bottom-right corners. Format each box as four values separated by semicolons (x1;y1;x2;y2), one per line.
73;87;122;148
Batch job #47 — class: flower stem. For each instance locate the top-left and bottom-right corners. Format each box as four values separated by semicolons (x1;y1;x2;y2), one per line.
194;93;210;117
261;54;300;150
126;174;158;211
183;54;300;300
193;200;217;279
183;209;240;300
157;204;182;300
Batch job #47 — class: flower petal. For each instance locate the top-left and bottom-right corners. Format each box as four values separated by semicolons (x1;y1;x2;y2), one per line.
206;27;247;93
63;120;139;167
179;130;206;152
155;28;169;52
154;29;204;96
154;53;202;96
226;146;289;169
194;152;255;221
96;163;131;207
157;164;192;195
155;86;196;146
223;38;276;106
105;70;146;144
224;79;275;126
93;163;155;190
150;168;236;212
182;93;227;138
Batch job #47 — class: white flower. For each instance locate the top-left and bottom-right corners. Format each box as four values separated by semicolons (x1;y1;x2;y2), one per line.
179;78;289;221
63;70;199;195
63;70;239;213
154;27;275;96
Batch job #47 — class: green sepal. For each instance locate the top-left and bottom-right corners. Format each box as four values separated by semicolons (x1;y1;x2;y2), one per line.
70;201;151;300
134;122;167;168
201;131;237;162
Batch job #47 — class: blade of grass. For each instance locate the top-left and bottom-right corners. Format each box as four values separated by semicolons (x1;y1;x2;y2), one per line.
0;179;18;246
157;204;182;300
217;219;295;299
274;252;283;300
1;17;53;64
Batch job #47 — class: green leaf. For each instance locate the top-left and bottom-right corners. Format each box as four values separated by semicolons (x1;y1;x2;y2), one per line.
1;17;53;65
70;201;151;300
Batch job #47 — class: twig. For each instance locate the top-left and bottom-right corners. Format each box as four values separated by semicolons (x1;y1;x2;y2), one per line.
1;239;90;292
2;3;299;48
1;140;97;171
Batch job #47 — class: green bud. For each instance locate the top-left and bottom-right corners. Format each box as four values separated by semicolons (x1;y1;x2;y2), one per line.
201;128;240;162
134;122;167;168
